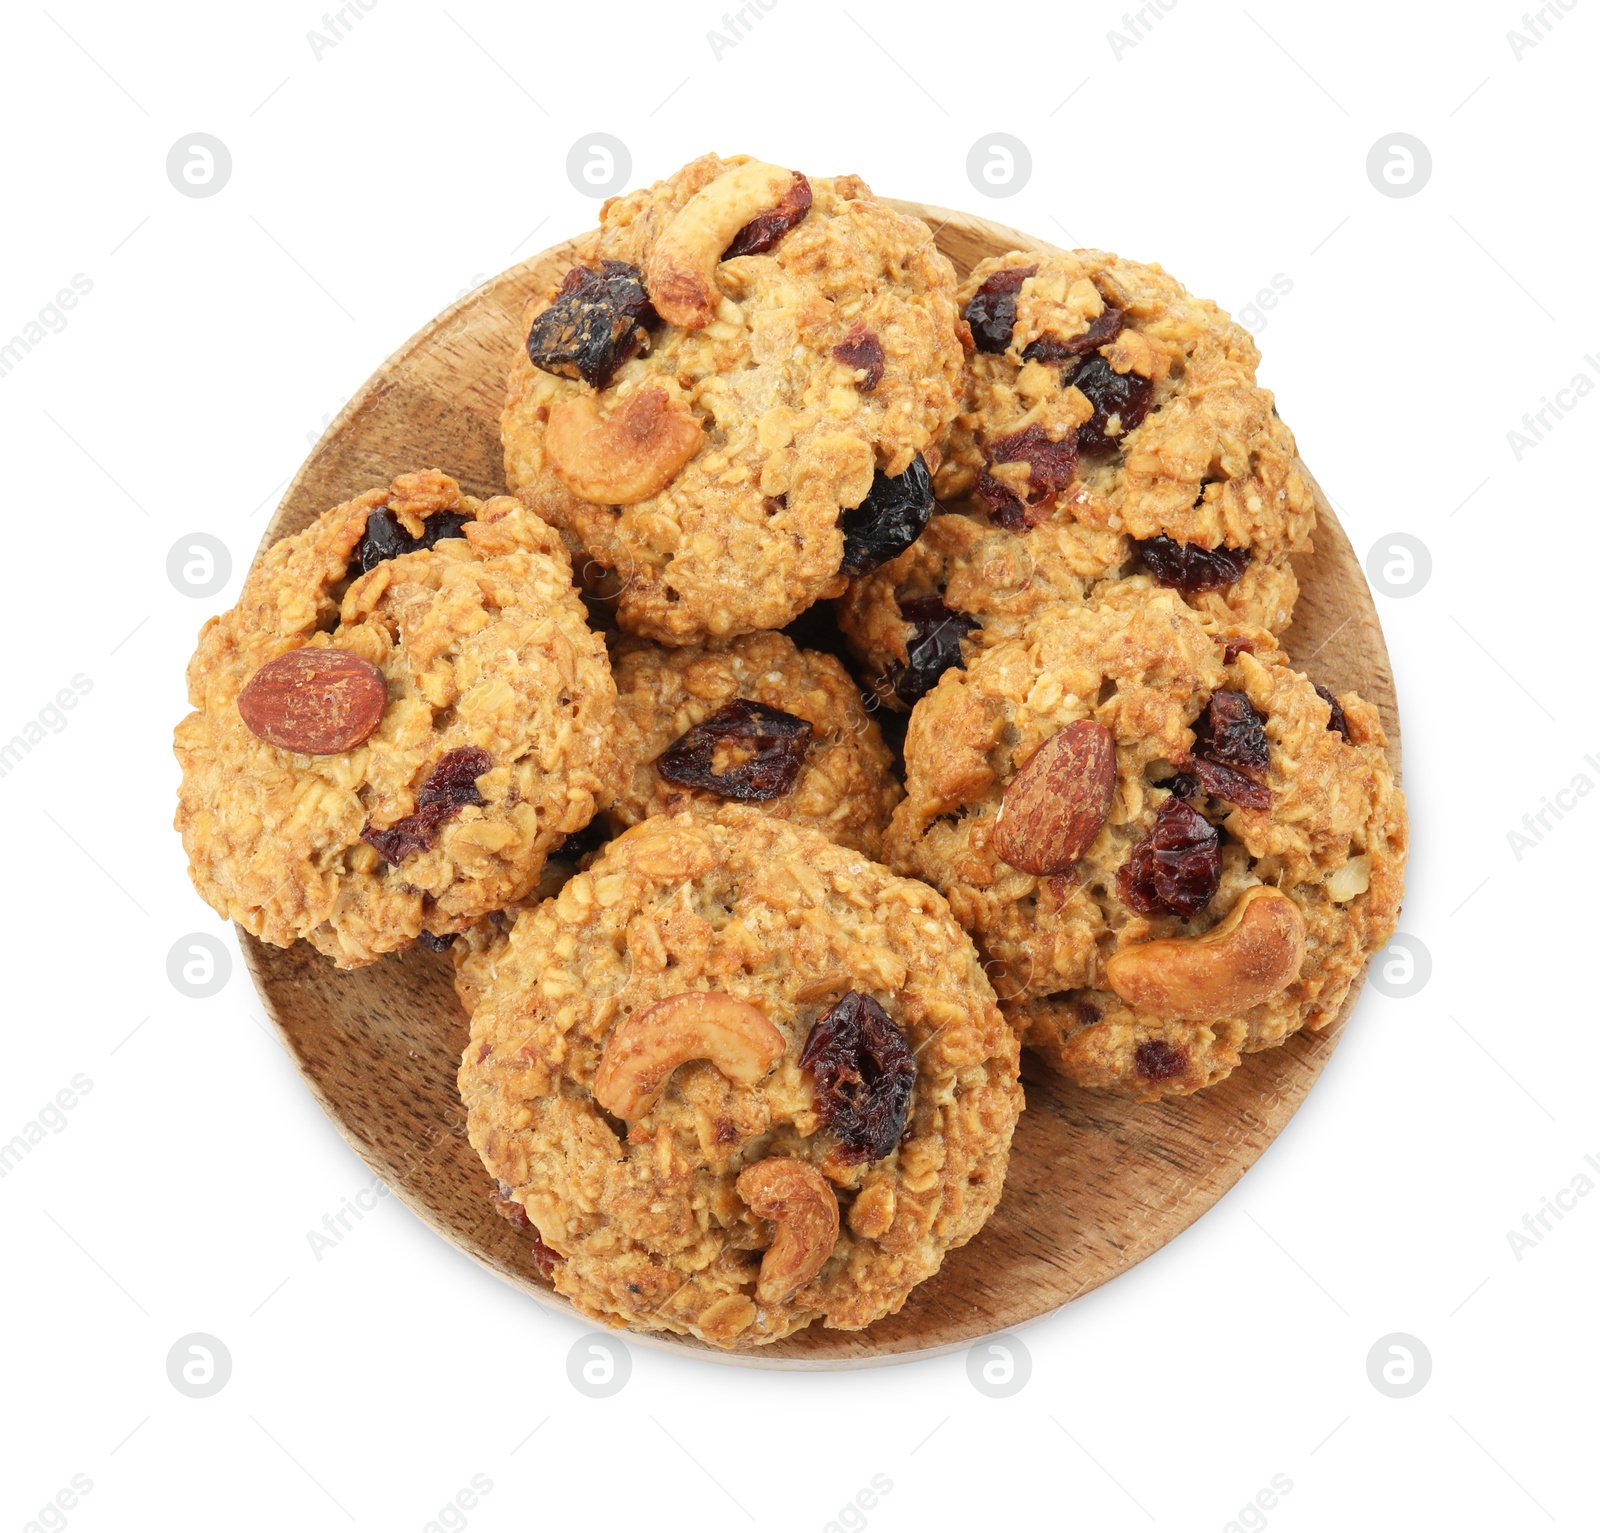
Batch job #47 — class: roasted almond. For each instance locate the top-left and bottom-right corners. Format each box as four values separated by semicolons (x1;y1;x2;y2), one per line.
237;647;387;755
992;719;1116;875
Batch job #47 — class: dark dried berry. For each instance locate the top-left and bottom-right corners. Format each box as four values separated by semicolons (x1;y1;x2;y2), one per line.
1068;355;1155;453
529;1234;563;1280
1116;798;1221;917
1163;772;1198;801
492;1181;530;1229
1134;1039;1189;1082
1186;755;1272;810
1194;691;1269;775
417;930;456;953
1221;637;1256;665
1021;306;1125;364
839;453;935;576
1314;683;1351;743
525;260;659;389
886;596;978;707
361;745;493;865
722;172;813;258
1134;534;1253;595
963;264;1037;354
831;324;886;391
1075;999;1102;1028
974;424;1078;531
655;699;811;801
800;991;917;1165
357;507;475;574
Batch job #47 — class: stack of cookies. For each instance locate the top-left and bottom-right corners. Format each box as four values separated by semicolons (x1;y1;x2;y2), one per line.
174;153;1407;1349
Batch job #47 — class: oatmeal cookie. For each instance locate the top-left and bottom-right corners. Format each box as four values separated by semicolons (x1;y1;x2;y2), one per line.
884;582;1405;1099
607;629;901;857
457;807;1022;1347
174;471;616;968
502;153;965;645
939;249;1315;571
836;508;1298;710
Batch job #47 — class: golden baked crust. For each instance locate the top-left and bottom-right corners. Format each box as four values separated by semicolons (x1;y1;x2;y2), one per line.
607;629;901;857
502;153;965;645
940;249;1315;559
174;472;616;968
457;808;1022;1346
835;508;1298;709
884;582;1405;1098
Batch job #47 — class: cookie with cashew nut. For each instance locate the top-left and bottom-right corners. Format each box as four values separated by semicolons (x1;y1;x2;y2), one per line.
606;629;902;857
883;579;1406;1099
173;471;616;968
938;248;1315;579
502;152;966;645
457;807;1022;1347
834;507;1299;711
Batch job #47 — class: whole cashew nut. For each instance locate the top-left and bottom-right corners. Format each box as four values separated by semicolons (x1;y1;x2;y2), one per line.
545;386;704;506
1105;885;1307;1022
593;992;785;1121
645;160;801;329
735;1157;840;1305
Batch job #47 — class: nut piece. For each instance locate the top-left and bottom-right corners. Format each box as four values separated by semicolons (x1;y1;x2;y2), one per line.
236;647;388;755
992;720;1117;875
545;386;703;506
1105;885;1307;1022
645;160;801;329
735;1157;840;1305
593;991;785;1120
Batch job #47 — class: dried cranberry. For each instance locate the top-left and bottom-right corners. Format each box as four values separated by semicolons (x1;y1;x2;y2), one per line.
1021;307;1125;364
525;260;659;389
1069;356;1155;453
1194;691;1269;776
1221;638;1256;665
800;991;917;1165
655;699;811;801
1314;683;1351;743
492;1181;531;1228
831;324;886;391
417;930;456;953
839;454;935;576
1134;535;1253;595
1075;1000;1102;1028
974;424;1078;531
357;507;474;574
722;173;813;258
1186;756;1272;810
886;596;978;706
361;745;493;865
1116;798;1221;917
1163;772;1198;801
1134;1039;1189;1082
963;264;1037;354
529;1234;563;1280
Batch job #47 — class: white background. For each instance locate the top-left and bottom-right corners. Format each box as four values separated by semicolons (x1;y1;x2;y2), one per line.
1;1;1594;1528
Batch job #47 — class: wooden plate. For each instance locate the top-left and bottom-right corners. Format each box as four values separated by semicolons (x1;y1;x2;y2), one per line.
243;201;1401;1368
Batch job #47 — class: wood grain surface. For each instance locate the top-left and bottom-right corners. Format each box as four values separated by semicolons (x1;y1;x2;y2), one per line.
242;200;1401;1368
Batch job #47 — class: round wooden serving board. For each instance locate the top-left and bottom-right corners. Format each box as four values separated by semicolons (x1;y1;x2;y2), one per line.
243;200;1401;1368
